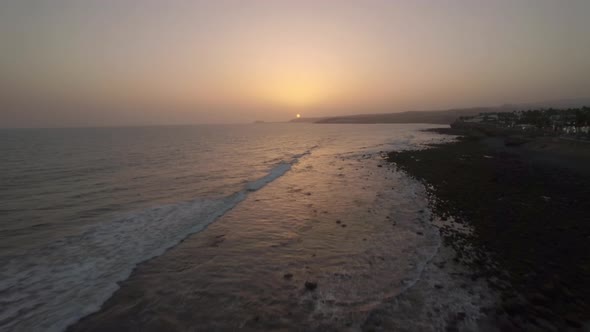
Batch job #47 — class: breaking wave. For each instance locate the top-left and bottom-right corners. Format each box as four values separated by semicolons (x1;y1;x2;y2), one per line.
0;148;315;332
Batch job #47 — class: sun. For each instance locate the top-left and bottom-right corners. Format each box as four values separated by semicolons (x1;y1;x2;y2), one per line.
296;114;301;118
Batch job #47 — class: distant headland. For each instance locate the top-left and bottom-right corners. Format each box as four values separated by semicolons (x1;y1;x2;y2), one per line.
289;98;590;125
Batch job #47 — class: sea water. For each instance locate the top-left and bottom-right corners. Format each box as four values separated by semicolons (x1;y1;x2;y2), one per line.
0;123;470;331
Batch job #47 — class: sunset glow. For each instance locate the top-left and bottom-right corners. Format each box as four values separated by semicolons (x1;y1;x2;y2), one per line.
3;2;590;330
2;0;590;127
259;78;330;108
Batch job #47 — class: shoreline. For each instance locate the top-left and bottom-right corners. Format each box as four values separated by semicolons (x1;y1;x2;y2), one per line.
67;129;459;332
38;124;587;331
386;127;590;330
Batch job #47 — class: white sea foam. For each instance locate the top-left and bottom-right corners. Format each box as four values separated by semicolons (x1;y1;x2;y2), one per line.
0;125;451;331
246;147;316;192
246;163;291;191
0;149;313;332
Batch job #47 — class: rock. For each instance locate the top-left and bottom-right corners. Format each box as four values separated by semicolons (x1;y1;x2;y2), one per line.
434;284;444;289
532;304;552;316
416;231;424;235
530;293;548;305
283;273;293;280
541;280;558;297
305;281;318;291
503;299;526;316
336;220;341;224
565;315;582;328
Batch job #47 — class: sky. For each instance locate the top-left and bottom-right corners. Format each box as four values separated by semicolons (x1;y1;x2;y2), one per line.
1;0;590;127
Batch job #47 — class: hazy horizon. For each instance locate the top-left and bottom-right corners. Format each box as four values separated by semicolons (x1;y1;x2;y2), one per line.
2;0;590;128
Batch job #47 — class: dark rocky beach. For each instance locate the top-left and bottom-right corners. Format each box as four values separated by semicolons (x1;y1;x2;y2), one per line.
386;128;590;330
37;125;589;331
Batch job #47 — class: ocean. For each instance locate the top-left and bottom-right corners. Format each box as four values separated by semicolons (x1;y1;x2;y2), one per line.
0;123;481;331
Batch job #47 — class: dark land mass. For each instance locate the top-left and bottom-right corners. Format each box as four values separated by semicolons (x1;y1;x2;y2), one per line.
316;108;495;124
289;117;328;123
387;127;590;330
290;98;590;124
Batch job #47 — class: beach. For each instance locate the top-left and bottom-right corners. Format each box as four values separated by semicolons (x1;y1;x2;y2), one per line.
4;124;588;331
68;125;483;331
387;128;590;330
5;0;590;330
4;124;487;331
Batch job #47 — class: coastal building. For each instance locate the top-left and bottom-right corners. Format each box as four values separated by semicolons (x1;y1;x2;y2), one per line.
454;107;590;139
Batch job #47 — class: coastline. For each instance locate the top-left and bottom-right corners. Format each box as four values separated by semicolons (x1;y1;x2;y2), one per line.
67;127;464;332
386;127;590;330
42;124;588;331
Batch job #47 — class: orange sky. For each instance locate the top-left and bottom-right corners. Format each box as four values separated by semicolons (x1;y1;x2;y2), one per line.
2;0;590;127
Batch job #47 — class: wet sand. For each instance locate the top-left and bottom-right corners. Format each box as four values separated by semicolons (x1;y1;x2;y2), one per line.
387;128;590;330
70;135;489;332
64;125;590;331
66;126;510;332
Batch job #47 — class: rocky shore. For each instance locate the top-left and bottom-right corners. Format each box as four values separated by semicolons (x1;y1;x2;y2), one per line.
386;128;590;330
